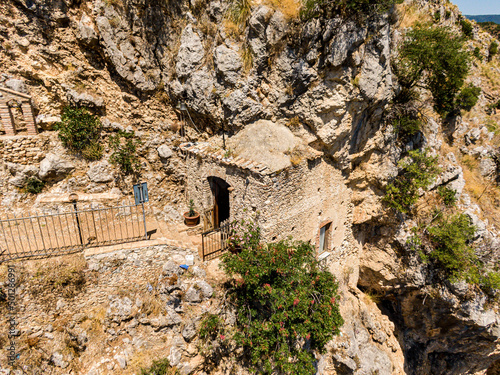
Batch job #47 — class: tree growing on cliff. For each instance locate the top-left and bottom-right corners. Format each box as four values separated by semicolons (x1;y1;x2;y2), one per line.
219;219;343;374
395;25;480;117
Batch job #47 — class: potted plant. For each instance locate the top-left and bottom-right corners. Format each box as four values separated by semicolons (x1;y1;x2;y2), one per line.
183;199;200;226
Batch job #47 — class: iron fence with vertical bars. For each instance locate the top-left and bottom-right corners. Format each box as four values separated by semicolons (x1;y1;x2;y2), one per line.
201;220;232;261
0;202;148;263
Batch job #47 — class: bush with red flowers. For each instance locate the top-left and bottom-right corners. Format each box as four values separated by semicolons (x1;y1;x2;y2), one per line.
220;221;343;374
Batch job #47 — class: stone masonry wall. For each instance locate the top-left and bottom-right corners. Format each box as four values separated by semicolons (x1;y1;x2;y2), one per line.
0;133;51;165
183;153;352;260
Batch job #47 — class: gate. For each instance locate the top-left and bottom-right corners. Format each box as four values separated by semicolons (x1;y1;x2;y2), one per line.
0;202;149;263
201;220;231;261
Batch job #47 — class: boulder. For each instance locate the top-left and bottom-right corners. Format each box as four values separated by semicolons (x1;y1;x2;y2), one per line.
214;44;242;84
87;161;114;183
66;89;105;110
195;280;213;300
106;297;133;323
158;145;173;160
38;154;74;182
51;352;68;368
4;78;28;94
76;13;99;45
176;25;204;78
182;321;197;342
35;114;61;131
184;287;201;303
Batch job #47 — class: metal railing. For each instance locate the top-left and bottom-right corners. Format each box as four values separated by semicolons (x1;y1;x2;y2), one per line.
0;202;148;263
201;220;232;261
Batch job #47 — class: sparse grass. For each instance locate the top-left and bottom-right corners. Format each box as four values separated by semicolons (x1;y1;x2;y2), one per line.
462;154;478;171
396;3;431;29
287;116;300;128
265;0;300;19
241;43;253;73
29;255;87;306
108;16;121;28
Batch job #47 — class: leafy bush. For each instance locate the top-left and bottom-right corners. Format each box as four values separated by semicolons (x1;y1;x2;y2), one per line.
384;149;440;214
301;0;403;20
220;220;343;375
25;177;45;194
56;107;103;160
437;186;457;206
392;115;422;139
140;358;179;375
428;214;478;282
455;84;481;112
473;47;482;61
199;313;223;341
410;214;499;294
489;40;499;61
396;25;471;116
460;19;473;38
109;131;141;175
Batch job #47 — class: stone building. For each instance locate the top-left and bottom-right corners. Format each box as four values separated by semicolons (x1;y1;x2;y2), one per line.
180;120;351;257
0;87;37;136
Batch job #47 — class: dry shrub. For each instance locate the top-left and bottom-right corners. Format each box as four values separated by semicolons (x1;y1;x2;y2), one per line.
265;0;300;19
29;255;87;305
140;292;163;316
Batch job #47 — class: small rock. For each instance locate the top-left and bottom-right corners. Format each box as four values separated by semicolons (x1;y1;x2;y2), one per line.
190;266;206;278
87;161;114;183
5;78;28;94
51;352;68;368
195;280;213;300
158;145;173;160
38;153;74;182
114;354;127;369
184;287;201;303
182;321;197;342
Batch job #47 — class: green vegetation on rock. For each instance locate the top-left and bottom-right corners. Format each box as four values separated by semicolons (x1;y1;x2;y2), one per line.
218;219;343;375
140;358;179;375
384;149;440;214
301;0;403;20
56;107;103;161
396;25;480;117
25;177;45;194
109;130;141;175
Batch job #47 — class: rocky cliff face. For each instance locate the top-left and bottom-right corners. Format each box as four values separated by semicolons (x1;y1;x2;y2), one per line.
0;0;499;374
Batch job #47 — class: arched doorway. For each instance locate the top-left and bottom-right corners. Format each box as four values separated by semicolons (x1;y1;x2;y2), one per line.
207;176;230;228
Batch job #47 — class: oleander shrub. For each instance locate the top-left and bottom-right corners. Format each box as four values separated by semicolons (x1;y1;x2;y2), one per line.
384;149;440;214
219;219;343;374
56;107;103;160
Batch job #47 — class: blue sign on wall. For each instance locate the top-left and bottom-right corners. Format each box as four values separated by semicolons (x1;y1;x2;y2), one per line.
133;182;149;205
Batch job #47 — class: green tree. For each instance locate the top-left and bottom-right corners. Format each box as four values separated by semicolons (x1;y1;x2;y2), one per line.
301;0;403;20
56;107;103;160
384;149;440;214
396;25;475;116
220;219;343;375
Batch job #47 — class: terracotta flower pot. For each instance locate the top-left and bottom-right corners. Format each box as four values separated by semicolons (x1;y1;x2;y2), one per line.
183;212;200;227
